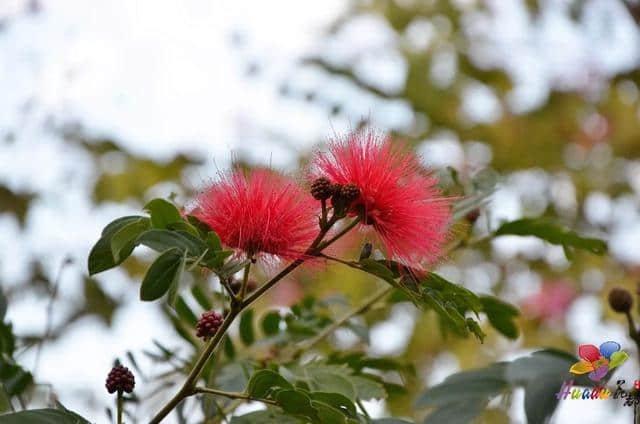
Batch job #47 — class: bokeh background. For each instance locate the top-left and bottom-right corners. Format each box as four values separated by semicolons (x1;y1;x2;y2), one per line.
1;0;640;422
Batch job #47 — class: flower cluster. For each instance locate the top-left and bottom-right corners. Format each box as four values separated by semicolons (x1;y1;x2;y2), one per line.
191;130;451;268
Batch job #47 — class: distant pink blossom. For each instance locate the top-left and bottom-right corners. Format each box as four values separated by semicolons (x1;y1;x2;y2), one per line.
522;280;576;321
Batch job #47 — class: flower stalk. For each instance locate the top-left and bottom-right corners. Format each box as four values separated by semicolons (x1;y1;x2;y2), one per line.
116;392;123;424
149;209;355;423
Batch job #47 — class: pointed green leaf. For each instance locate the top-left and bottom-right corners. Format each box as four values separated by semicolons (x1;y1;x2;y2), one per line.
495;218;607;255
88;216;147;275
480;296;520;339
110;218;150;262
144;198;182;229
206;231;223;252
174;295;198;327
239;309;255;346
137;229;207;257
246;369;293;398
140;248;184;301
0;408;91;424
261;311;282;336
275;390;317;419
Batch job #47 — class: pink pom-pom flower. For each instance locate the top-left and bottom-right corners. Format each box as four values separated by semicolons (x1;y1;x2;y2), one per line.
191;169;318;261
310;130;451;267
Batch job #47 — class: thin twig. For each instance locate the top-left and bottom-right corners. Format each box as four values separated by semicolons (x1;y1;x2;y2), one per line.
193;387;277;405
33;256;72;375
239;261;252;300
149;212;350;423
219;278;239;305
317;216;361;250
291;285;392;356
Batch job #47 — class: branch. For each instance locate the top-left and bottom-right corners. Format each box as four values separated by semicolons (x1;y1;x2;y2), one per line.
149;307;240;424
219;278;239;305
290;285;392;357
149;211;354;423
317;216;361;251
239;261;252;300
193;387;277;406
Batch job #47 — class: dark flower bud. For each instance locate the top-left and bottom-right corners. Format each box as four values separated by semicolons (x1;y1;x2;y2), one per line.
310;177;334;201
359;243;373;261
105;364;135;394
340;183;360;203
609;287;633;313
196;311;224;340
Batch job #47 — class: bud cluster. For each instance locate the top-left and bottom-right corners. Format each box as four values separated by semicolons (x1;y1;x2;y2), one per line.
196;310;224;340
105;364;135;394
311;177;334;201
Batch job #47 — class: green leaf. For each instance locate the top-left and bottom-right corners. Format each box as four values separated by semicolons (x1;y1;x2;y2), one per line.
239;309;255;346
186;215;213;238
206;231;223;252
261;311;281;336
140;248;185;301
137;229;207;257
415;350;580;424
167;250;187;306
230;410;303;424
285;363;357;400
246;370;293;398
191;285;213;310
414;364;507;408
221;259;250;277
223;335;235;359
0;288;6;321
351;376;387;400
0;408;91;424
174;296;198;327
275;390;318;420
144;198;182;229
309;392;357;416
110;217;150;262
358;259;396;283
423;399;487;424
465;318;486;343
523;374;560;424
0;384;12;413
166;221;200;237
495;218;607;255
0;322;15;356
0;356;33;396
311;400;349;424
480;296;519;339
88;216;147;275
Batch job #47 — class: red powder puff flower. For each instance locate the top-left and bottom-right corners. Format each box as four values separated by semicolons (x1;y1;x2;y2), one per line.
191;169;318;261
310;130;451;266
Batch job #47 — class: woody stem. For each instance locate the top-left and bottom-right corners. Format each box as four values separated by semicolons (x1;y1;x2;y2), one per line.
149;214;357;424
